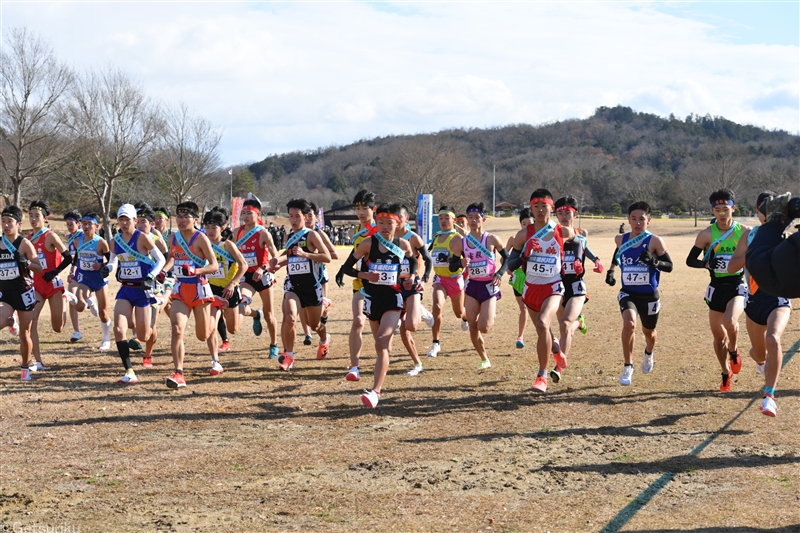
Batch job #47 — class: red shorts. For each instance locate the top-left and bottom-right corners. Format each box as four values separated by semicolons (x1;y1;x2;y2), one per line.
34;275;65;300
522;281;565;312
170;279;214;309
433;274;465;299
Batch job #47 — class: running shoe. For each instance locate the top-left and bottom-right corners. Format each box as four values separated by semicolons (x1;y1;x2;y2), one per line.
760;395;777;417
278;353;294;371
407;364;424;376
345;366;360;381
269;344;279;359
87;296;99;317
9;312;19;336
63;291;78;305
99;340;111;351
322;297;333;309
210;360;224;376
361;389;380;408
427;343;441;358
118;370;139;384
550;366;563;384
316;336;330;360
553;347;568;370
729;349;742;374
755;362;766;377
166;372;186;388
461;318;469;331
69;331;83;343
303;334;313;346
219;341;231;353
252;309;263;336
577;314;587;335
421;309;435;327
20;367;30;381
642;350;654;374
719;372;732;392
128;338;143;350
516;337;525;349
532;375;548;392
619;365;634;386
142;356;153;369
29;362;45;373
478;360;492;370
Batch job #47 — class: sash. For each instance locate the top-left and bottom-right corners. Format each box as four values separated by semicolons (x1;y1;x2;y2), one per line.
30;228;49;243
285;228;311;251
351;223;376;245
466;232;495;261
615;231;652;263
374;232;404;260
174;231;208;267
77;234;100;254
67;230;83;249
747;226;757;247
114;232;154;266
2;234;18;255
402;230;414;240
432;230;456;240
703;222;739;262
211;241;234;263
531;221;556;241
236;225;264;248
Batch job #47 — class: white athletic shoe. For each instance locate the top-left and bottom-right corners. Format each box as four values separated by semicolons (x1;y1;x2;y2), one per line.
755;362;766;377
760;395;777;417
407;364;424;376
99;340;111;351
361;389;380;408
427;343;441;358
87;296;99;317
461;319;469;331
9;312;19;336
642;351;654;374
421;308;435;328
29;362;45;373
69;331;83;343
619;365;634;386
64;291;78;305
210;360;224;376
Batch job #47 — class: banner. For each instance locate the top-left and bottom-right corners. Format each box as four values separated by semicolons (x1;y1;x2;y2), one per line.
318;207;325;228
231;197;244;230
417;194;433;245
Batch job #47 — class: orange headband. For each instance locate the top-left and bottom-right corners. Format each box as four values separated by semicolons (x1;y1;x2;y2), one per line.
376;212;400;223
530;197;554;208
556;205;577;213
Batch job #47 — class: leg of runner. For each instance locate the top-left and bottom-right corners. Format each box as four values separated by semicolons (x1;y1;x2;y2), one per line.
304;304;329;360
516;295;527;348
429;285;446;357
192;302;214;343
18;308;35;373
465;295;493;369
167;299;190;388
619;308;638;386
280;292;300;370
708;310;731;374
451;288;467;330
530;295;561;392
259;286;279;350
762;307;791;416
365;310;402;402
746;317;767;371
224;303;242;335
723;296;744;372
206;306;223;375
347;291;366;377
96;285;112;350
29;294;47;369
399;320;423;375
557;296;584;366
299;305;313;345
49;291;66;333
113;299;137;383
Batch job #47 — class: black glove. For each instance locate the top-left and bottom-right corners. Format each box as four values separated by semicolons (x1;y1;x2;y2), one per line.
605;269;616;287
638;248;656;266
13;250;30;268
142;277;154;292
100;265;111;278
42;270;56;283
335;270;345;288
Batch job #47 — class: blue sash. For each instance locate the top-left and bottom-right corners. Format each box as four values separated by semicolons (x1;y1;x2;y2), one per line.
30;228;49;243
77;234;100;254
174;231;208;267
67;230;83;249
615;231;651;263
531;221;556;241
211;241;234;263
703;222;739;262
114;231;155;265
466;232;495;261
2;234;18;255
374;232;404;260
285;228;311;250
350;223;375;245
236;225;264;248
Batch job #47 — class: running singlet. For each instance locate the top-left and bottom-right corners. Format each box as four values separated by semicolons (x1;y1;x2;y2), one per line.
400;229;419;279
361;236;402;298
431;232;462;278
286;231;323;289
235;225;269;273
113;230;153;283
464;232;496;281
0;236;34;295
523;224;564;286
708;222;743;283
74;234;105;287
31;229;61;281
351;222;376;290
207;241;239;288
618;233;659;293
562;236;587;279
170;231;208;284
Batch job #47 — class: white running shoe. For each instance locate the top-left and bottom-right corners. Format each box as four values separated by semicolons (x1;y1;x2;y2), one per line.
421;308;435;328
642;351;654;374
755;362;766;377
117;370;139;384
760;395;777;417
70;331;83;343
619;365;634;386
345;366;360;381
478;360;492;370
64;291;78;305
210;360;224;376
9;312;19;336
407;364;424;376
87;296;99;317
427;342;441;358
29;362;45;373
20;368;31;381
99;340;111;351
461;318;469;331
361;389;380;408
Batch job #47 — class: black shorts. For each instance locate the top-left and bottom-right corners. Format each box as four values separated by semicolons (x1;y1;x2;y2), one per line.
704;281;746;313
210;283;242;308
745;293;791;326
283;276;323;308
363;292;404;322
513;287;523;298
241;270;275;293
0;285;37;312
618;290;661;330
562;278;588;307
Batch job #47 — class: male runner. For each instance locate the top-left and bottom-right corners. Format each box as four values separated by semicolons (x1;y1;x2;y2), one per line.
153;206;173;240
298;202;337;345
605;201;673;386
506;208;534;349
686;189;749;392
745;192;800;299
135;203;169;368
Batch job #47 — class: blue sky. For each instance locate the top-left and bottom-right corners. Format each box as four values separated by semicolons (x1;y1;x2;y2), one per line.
2;1;797;166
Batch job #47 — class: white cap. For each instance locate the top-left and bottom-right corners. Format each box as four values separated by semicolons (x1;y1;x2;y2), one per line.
117;204;137;220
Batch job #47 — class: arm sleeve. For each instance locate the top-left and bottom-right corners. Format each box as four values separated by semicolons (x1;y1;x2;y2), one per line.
148;245;166;278
449;253;462;273
656;251;674;273
495;248;510;277
686;246;706;269
611;247;619;267
105;253;118;274
584;244;598;263
340;251;360;278
50;250;73;275
507;248;523;272
407;253;418;277
416;245;432;282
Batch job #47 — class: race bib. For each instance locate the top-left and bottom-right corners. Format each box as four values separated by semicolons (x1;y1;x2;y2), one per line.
119;261;142;280
37;251;48;271
369;263;399;286
526;255;557;280
622;265;650;286
207;265;224;279
243;251;258;267
469;260;489;279
79;252;96;271
486;281;499;295
173;259;193;279
563;253;576;274
433;250;450;267
400;260;410;278
288;256;311;275
52;276;64;289
714;254;732;274
21;288;36;307
0;261;19;280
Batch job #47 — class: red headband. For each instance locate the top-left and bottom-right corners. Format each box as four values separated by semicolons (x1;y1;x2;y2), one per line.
243;206;260;214
376;212;400;223
530;197;554;208
556;205;577;213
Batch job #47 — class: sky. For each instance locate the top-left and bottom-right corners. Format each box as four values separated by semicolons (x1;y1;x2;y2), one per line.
2;1;798;166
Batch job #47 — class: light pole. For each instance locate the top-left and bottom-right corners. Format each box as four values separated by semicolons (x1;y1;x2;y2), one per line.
492;164;496;217
229;168;233;210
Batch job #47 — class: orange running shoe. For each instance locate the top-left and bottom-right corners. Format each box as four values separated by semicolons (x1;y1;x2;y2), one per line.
278;353;295;371
554;350;568;370
316;336;330;360
729;349;742;374
142;356;153;369
165;372;186;389
532;375;548;393
719;372;732;392
219;341;231;353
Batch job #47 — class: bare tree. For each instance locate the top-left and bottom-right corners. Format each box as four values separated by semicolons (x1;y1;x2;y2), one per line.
61;68;161;237
152;102;222;205
0;27;74;206
374;135;485;213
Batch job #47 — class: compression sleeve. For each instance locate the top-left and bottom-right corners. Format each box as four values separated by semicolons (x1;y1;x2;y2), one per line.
416;245;432;282
611;247;619;267
507;248;523;272
105;253;118;274
407;253;418;277
340;251;360;278
50;250;73;275
495;248;510;277
449;253;462;273
656;251;674;273
686;246;706;269
148;245;166;278
584;244;598;263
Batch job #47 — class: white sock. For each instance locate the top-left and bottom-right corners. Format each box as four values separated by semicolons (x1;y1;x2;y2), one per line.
101;320;111;340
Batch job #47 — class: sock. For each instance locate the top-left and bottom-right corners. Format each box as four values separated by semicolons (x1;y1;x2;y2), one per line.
270;343;278;349
645;349;653;356
116;341;132;370
320;315;328;325
218;317;228;342
175;369;183;375
433;339;440;344
764;386;775;396
100;320;111;340
624;363;633;368
537;369;546;377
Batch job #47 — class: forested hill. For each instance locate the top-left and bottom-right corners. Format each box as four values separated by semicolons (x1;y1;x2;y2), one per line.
245;105;799;215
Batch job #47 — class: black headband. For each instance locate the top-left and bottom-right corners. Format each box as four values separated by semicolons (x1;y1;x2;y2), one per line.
176;207;199;218
1;211;21;222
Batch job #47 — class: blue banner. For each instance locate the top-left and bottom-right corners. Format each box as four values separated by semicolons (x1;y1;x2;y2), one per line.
417;194;433;245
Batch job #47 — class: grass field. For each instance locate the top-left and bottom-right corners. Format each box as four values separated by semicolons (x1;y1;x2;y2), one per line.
1;217;798;533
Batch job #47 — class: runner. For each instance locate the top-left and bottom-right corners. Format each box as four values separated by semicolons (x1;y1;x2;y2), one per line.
103;204;165;384
727;192;791;416
67;212;112;350
268;198;332;371
298;202;337;345
134;203;169;368
1;206;43;380
506;208;534;349
162;201;219;388
153;206;173;240
63;210;95;343
397;205;433;376
338;202;417;407
427;205;468;358
27;200;75;372
235;197;280;358
550;196;604;383
204;208;247;376
605;201;673;386
685;189;749;392
335;189;377;382
506;189;575;392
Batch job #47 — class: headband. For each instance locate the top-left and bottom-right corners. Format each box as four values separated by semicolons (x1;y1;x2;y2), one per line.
29;206;47;215
711;199;734;207
556;205;577;213
137;211;154;222
376;212;401;223
243;205;260;214
354;200;376;207
176;207;199;218
1;211;21;222
530;197;555;208
64;216;79;222
438;210;456;218
154;210;169;218
82;216;99;225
